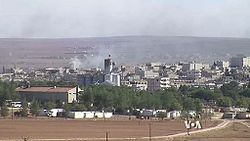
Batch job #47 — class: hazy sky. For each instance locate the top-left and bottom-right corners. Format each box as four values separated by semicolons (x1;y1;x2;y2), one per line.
0;0;250;38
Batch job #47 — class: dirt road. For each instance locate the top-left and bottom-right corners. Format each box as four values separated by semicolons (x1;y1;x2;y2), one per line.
173;120;250;141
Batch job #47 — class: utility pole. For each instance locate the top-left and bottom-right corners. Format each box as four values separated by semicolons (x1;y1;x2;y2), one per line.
105;131;109;141
204;104;208;127
11;101;14;120
149;123;152;141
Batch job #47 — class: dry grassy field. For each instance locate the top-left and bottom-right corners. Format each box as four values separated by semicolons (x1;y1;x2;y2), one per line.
0;118;218;141
174;121;250;141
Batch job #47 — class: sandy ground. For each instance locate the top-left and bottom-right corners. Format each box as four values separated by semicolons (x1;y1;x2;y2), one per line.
173;121;250;141
0;118;218;141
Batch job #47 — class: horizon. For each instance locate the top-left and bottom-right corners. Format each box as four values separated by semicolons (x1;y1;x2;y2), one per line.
1;35;250;39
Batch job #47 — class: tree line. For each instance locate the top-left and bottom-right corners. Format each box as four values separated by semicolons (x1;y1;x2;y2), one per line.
1;80;250;117
79;81;250;113
79;81;250;114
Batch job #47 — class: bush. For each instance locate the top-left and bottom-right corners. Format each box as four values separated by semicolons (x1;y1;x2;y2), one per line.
1;104;9;117
157;112;166;120
21;100;29;117
30;100;40;117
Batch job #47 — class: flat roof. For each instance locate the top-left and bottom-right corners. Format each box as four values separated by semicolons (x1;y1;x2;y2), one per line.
16;87;75;93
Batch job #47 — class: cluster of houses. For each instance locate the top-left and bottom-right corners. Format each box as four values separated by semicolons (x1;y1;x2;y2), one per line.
2;55;250;119
1;55;250;91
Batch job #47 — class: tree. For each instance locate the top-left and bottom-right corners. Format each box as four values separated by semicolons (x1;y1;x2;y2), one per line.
178;85;191;95
30;100;40;117
217;97;232;107
236;97;248;108
63;104;71;118
21;100;29;117
45;101;56;111
55;100;64;108
1;103;9;117
190;88;217;102
168;98;182;111
156;112;166;120
239;88;250;97
80;87;94;109
71;102;86;111
0;81;18;106
75;84;250;116
194;99;202;113
220;81;240;98
182;97;196;111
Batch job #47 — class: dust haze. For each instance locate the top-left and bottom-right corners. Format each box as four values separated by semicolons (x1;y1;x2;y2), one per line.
1;1;250;69
1;36;250;69
0;0;250;38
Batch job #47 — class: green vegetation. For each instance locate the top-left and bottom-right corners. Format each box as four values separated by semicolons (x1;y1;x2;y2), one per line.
78;81;250;113
0;103;9;117
0;81;17;106
0;81;16;117
21;99;29;117
63;103;71;118
1;80;250;117
45;101;56;111
30;100;40;117
70;102;87;111
79;86;202;114
156;112;166;120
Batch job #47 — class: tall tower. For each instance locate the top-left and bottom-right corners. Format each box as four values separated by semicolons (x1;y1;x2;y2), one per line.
104;55;113;74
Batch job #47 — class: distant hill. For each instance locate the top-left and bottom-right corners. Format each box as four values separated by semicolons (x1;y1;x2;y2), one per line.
0;36;250;69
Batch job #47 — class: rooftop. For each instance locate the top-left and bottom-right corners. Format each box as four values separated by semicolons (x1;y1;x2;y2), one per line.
16;86;75;93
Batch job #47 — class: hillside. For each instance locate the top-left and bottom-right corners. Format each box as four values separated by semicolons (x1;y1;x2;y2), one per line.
0;36;250;69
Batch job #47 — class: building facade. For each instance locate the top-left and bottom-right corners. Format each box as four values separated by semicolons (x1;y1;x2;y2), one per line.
16;86;82;103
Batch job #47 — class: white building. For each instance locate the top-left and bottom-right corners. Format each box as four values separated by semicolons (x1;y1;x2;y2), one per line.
146;62;163;72
68;111;113;119
160;77;171;89
135;66;159;79
215;60;229;71
147;77;171;91
123;80;148;91
111;73;121;86
144;70;159;78
104;73;121;86
243;57;250;68
182;62;209;72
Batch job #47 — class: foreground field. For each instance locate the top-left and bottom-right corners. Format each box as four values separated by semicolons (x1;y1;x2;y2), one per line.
174;121;250;141
0;118;218;141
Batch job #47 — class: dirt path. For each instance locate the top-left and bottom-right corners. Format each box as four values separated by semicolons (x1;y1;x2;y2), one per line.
173;120;250;141
147;120;230;141
241;121;250;128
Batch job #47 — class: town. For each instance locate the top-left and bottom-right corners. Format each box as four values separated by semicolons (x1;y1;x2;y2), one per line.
1;0;250;140
1;54;250;120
